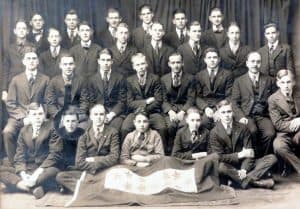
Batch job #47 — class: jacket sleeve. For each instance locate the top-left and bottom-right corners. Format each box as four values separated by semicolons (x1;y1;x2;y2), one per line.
45;79;60;118
182;79;196;112
240;127;255;172
146;78;163;113
195;80;208;112
14;130;28;173
111;77;127;115
75;134;95;172
231;80;246;120
171;133;193;160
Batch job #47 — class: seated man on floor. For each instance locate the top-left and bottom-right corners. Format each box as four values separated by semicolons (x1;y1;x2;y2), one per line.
210;100;277;189
56;104;119;193
172;107;210;160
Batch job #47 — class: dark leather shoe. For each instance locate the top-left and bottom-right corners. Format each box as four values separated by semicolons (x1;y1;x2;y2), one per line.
251;178;275;189
32;186;45;199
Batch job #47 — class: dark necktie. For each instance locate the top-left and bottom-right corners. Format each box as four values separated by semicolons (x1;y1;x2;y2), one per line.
70;30;75;42
29;74;35;91
252;75;258;88
210;69;216;85
17;43;24;53
138;132;145;141
191;131;198;143
179;29;184;44
103;72;109;92
154;42;160;55
173;72;181;87
193;44;199;56
226;124;232;135
269;45;275;55
52;47;58;58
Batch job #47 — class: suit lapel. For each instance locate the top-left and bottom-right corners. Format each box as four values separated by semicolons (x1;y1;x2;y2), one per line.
30;73;42;98
70;76;80;102
24;126;34;150
144;74;152;95
244;74;254;96
272;44;283;59
133;75;143;96
275;91;294;116
203;70;212;91
21;73;31;99
34;122;48;152
95;73;104;94
231;122;240;151
176;72;186;100
97;127;108;153
216;122;232;149
258;75;267;98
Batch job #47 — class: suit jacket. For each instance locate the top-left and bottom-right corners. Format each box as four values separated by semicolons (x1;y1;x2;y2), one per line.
201;29;227;49
27;30;49;54
97;29;115;48
127;73;162;114
2;41;35;91
110;44;137;77
163;31;189;49
219;42;251;78
161;72;195;113
172;126;210;160
70;43;102;77
195;68;233;111
46;74;86;118
132;26;151;51
231;73;276;120
61;30;81;50
81;70;126;116
177;42;206;75
14;120;63;173
39;47;68;78
6;72;49;120
258;43;294;77
75;125;119;174
268;90;300;133
210;121;254;171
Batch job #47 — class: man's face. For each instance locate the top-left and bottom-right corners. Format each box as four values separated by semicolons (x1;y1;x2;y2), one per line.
64;14;79;30
186;112;201;131
23;52;39;71
62;114;78;133
173;13;187;30
227;25;240;43
218;104;233;125
98;53;113;72
29;106;45;127
14;22;28;39
139;8;153;24
48;30;61;47
90;106;106;127
30;14;44;31
60;56;75;77
106;12;121;28
134;114;150;133
277;75;295;95
246;53;261;74
209;10;223;26
79;25;92;42
150;23;165;41
168;54;183;73
188;25;201;42
264;26;279;44
116;26;129;44
204;51;220;69
132;56;148;77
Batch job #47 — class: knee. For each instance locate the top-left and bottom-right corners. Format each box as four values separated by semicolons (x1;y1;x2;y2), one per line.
273;138;288;155
247;122;257;136
263;128;276;140
264;154;278;166
56;172;67;184
218;163;228;175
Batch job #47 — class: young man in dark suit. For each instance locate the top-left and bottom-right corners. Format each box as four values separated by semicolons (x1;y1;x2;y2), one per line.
80;48;126;131
61;9;80;50
121;53;167;150
132;4;153;51
56;104;119;193
164;8;189;49
28;13;49;54
178;21;206;75
70;21;102;78
39;28;68;78
219;22;251;79
143;22;174;77
97;8;122;48
110;22;137;77
3;48;49;166
195;47;233;129
231;51;276;157
210;100;277;189
269;70;300;176
201;8;227;49
258;23;294;77
161;52;195;153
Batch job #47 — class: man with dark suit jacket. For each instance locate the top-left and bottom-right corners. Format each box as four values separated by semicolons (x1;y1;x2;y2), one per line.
258;23;294;77
161;52;195;153
1;103;62;199
56;104;119;193
61;9;80;50
232;52;276;157
121;53;167;150
3;49;49;166
178;21;207;75
201;8;227;49
143;22;174;77
97;8;122;48
269;70;300;175
219;23;251;79
164;8;189;49
132;4;153;51
110;22;137;77
39;28;68;78
80;48;126;131
70;21;102;78
195;47;233;129
28;13;49;54
210;100;277;189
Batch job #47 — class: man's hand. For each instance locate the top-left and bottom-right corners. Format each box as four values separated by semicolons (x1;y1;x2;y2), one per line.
168;110;178;123
238;169;247;180
146;97;155;105
2;91;7;102
289;118;300;132
238;148;254;159
136;162;150;167
23;117;31;126
85;157;95;162
239;117;248;125
205;107;214;118
192;152;207;159
105;112;116;124
177;110;185;121
132;154;147;162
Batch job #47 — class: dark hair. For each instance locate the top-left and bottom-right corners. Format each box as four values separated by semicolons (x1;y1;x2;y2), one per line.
22;46;37;58
216;99;232;110
276;69;295;81
227;22;240;32
246;51;261;61
47;27;60;38
58;52;74;64
172;8;186;18
188;21;201;31
133;107;149;119
97;48;113;60
79;20;92;29
31;13;44;21
139;4;153;13
203;47;219;57
66;9;78;16
168;51;183;61
151;21;164;30
62;105;79;120
264;22;278;31
107;8;120;17
210;7;223;16
27;102;45;113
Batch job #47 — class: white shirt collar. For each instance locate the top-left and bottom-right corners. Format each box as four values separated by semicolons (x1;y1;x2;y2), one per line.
81;40;91;48
108;26;116;37
25;69;38;80
142;22;153;32
172;70;182;79
93;124;104;134
229;41;240;52
99;69;112;80
212;25;224;32
137;72;147;82
67;28;78;36
221;121;232;130
151;40;162;49
189;40;200;49
207;67;219;75
116;42;127;51
50;45;60;53
268;40;279;49
176;27;187;37
248;71;260;82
